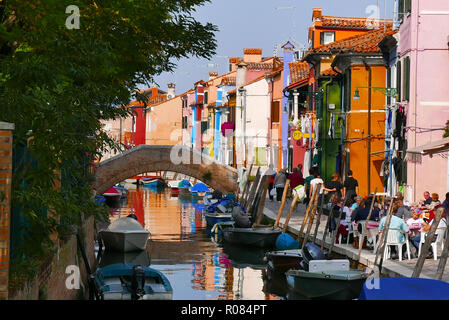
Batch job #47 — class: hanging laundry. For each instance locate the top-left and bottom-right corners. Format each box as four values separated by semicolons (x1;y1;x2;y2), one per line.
303;149;311;178
301;115;307;145
308;115;313;146
328;112;335;139
314;119;320;145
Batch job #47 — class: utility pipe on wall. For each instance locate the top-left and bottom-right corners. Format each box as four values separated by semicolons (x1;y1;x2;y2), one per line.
364;62;372;195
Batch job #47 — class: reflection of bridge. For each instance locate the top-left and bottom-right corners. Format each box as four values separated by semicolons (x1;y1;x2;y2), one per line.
94;145;238;194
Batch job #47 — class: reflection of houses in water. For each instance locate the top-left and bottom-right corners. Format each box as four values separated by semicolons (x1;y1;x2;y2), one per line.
189;251;235;300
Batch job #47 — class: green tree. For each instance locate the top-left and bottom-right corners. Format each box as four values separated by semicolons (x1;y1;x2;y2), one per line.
0;0;217;283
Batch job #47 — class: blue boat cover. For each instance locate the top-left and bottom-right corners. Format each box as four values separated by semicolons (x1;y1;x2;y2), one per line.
359;277;449;300
191;183;210;192
178;179;192;188
223;193;236;202
207;198;246;213
275;233;300;250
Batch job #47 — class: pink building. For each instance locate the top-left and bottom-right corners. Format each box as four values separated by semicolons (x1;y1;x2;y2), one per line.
398;0;449;201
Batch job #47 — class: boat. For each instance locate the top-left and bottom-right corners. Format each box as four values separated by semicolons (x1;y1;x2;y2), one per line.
103;187;121;204
359;277;449;300
178;179;193;196
191;183;211;200
94;263;173;300
113;185;129;199
167;180;182;196
99;217;150;252
265;249;304;273
221;242;268;269
99;250;151;268
286;267;369;300
204;212;232;227
222;226;282;248
142;177;165;188
285;243;368;300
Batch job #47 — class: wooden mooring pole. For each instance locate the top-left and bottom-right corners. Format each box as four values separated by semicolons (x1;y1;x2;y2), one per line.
254;175;270;226
327;192;352;257
413;207;445;278
273;179;290;229
302;184;321;249
356;188;378;263
373;198;394;273
298;185;319;241
312;191;326;244
245;168;261;212
435;208;449;280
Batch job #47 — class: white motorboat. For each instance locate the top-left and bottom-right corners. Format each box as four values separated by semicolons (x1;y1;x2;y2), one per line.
100;217;150;252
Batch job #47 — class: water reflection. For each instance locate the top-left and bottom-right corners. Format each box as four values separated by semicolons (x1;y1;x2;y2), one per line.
106;186;281;300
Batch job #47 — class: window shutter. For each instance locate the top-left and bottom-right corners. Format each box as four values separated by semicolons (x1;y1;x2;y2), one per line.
396;60;402;101
320;32;324;45
404;57;410;101
405;0;411;14
387;68;392;105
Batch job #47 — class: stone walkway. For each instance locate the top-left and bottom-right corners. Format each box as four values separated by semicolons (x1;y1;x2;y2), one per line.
262;197;449;282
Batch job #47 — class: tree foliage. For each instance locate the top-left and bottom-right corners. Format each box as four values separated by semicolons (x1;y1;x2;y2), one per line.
0;0;217;264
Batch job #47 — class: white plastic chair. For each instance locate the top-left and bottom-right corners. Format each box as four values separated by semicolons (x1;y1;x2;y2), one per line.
384;228;411;261
418;227;447;260
357;220;366;248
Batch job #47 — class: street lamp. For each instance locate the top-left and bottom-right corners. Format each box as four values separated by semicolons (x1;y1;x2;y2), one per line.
353;87;398;100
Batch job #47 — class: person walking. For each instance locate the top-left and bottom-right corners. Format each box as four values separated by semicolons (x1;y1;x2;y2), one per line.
310;171;324;206
343;170;358;201
289;167;303;190
297;164;305;186
273;168;287;202
265;164;276;201
324;173;344;199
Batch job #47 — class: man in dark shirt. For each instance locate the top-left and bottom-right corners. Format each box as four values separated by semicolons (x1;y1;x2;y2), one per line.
343;170;358;201
324;173;343;198
303;167;317;205
421;191;432;205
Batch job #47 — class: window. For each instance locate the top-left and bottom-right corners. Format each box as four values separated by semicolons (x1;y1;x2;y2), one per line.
320;31;335;45
403;56;410;101
204;91;208;105
387;68;392;105
182;116;188;129
271;101;280;123
255;147;267;166
396;60;402;101
398;0;412;21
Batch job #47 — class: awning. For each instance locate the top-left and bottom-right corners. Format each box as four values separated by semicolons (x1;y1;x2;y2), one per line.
405;137;449;163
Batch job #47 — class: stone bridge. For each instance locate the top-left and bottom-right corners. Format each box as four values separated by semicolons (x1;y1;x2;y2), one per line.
94;145;238;195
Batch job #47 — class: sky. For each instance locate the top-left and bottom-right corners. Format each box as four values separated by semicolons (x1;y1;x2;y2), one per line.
151;0;395;95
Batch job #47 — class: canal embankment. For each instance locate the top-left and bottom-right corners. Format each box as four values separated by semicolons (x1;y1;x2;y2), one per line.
9;216;96;300
262;198;449;282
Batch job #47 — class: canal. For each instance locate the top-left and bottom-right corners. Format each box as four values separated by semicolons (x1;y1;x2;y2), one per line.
101;184;288;300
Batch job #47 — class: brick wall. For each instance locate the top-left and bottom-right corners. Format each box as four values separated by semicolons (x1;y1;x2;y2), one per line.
9;216;95;300
0;122;14;300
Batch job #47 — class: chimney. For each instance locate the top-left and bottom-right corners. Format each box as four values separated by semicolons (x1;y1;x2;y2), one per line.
243;48;262;63
235;62;247;89
312;8;322;22
209;71;218;81
229;57;242;72
167;83;176;99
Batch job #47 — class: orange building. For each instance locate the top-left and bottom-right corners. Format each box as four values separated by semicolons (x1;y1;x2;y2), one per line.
309;8;393;50
331;27;397;196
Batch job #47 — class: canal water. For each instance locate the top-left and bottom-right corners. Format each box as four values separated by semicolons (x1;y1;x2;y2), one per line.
103;185;288;300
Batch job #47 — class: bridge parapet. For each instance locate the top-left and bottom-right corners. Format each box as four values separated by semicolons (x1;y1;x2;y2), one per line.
94;145;238;195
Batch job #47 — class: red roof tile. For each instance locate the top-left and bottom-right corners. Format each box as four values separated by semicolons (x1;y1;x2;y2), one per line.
246;62;273;70
306;26;396;55
321;67;341;77
319;16;393;30
221;76;236;86
289;61;309;84
244;48;262;55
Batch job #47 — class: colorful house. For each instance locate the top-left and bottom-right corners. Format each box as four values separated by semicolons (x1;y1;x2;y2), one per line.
397;0;449;201
330;27;397;196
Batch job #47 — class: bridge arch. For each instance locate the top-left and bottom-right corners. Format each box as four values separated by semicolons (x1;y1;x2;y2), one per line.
94;145;238;195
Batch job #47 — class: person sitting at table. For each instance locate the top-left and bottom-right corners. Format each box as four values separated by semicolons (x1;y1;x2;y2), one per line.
429;193;441;207
395;199;412;220
411;214;447;259
378;203;410;259
335;198;353;244
350;196;362;215
406;210;425;239
352;197;380;223
421;191;432;206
